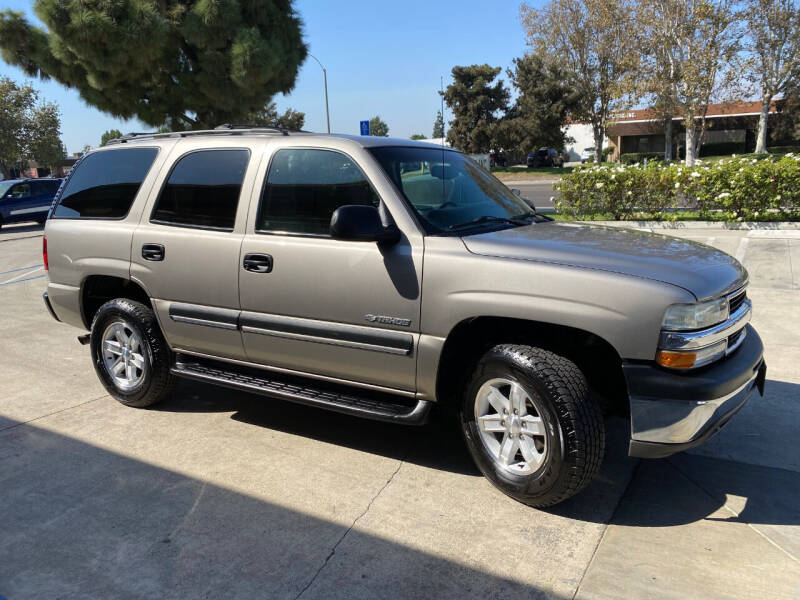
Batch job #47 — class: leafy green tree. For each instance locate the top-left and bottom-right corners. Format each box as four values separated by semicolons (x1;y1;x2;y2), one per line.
432;110;445;138
100;129;123;147
743;0;800;153
369;115;389;137
0;77;63;178
495;55;581;161
521;0;639;164
410;133;426;140
441;65;509;153
248;102;305;130
0;0;307;130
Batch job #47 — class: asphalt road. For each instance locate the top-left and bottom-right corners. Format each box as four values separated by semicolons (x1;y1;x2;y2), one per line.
507;181;559;210
1;221;799;599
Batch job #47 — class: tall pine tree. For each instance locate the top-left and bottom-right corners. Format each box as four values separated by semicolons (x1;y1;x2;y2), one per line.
0;0;307;129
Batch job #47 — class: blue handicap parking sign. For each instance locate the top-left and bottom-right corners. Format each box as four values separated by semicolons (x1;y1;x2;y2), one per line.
360;120;370;136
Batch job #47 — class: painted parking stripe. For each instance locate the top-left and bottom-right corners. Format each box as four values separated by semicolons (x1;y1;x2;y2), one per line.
0;263;43;276
0;273;46;286
9;206;49;215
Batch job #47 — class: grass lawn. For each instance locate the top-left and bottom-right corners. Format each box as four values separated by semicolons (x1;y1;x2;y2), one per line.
492;167;573;181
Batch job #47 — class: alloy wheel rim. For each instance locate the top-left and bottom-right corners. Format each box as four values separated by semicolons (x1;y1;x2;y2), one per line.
474;378;548;475
101;321;146;391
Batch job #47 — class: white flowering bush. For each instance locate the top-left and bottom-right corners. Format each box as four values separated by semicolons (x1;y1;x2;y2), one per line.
555;154;800;221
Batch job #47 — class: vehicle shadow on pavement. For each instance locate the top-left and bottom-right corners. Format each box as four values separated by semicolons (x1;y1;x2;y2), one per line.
0;417;564;600
160;380;640;514
571;379;800;533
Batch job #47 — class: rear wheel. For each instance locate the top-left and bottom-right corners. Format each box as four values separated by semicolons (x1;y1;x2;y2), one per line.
460;344;605;508
90;298;176;408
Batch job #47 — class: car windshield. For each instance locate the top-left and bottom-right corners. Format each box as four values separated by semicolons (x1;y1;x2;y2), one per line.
368;146;537;234
0;182;16;197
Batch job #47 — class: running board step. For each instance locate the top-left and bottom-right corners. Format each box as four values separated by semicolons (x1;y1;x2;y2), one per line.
171;356;432;425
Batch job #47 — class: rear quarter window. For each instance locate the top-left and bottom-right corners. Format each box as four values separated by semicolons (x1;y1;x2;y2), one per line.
53;148;158;219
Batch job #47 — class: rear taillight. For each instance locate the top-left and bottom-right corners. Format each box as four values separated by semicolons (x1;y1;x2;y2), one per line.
43;236;48;271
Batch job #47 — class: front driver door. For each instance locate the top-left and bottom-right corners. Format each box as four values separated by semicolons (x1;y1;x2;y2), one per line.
238;145;423;392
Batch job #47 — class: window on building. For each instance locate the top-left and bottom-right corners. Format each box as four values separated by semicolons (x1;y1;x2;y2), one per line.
53;148;158;219
151;149;250;230
257;148;380;236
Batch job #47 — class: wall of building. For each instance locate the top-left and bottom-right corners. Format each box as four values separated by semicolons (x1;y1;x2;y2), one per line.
564;123;598;161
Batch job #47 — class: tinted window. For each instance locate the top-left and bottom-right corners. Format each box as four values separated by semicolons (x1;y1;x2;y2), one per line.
9;183;31;199
54;148;158;219
258;149;380;235
37;180;62;196
151;149;250;230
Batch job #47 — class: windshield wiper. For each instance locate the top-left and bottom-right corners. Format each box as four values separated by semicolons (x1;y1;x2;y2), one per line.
446;213;535;231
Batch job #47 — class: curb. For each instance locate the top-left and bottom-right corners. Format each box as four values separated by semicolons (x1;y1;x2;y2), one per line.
576;221;800;230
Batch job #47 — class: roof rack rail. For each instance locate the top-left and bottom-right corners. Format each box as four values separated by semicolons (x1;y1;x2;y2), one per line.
105;125;299;146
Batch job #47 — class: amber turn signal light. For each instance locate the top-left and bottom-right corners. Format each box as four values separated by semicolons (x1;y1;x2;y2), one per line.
656;350;697;369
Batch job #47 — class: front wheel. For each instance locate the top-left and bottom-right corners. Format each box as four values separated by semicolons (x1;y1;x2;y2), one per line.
460;344;605;508
90;298;176;408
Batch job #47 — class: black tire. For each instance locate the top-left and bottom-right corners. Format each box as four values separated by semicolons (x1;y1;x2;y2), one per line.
90;298;176;408
460;344;605;508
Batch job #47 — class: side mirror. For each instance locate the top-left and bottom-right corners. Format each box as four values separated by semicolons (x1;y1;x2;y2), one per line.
330;205;401;245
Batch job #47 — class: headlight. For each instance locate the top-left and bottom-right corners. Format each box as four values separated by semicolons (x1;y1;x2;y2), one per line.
662;297;729;331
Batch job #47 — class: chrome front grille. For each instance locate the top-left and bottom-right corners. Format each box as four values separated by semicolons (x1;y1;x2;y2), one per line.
728;288;747;315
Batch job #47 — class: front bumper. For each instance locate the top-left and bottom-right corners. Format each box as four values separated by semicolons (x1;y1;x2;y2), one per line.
625;324;766;459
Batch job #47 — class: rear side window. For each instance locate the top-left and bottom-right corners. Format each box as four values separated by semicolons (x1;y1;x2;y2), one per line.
151;149;250;230
53;148;158;219
257;148;380;236
38;180;62;196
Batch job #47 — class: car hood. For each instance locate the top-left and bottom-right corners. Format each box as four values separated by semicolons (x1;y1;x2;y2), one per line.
461;222;748;301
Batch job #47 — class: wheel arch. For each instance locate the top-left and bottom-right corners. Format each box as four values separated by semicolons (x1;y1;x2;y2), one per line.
435;316;629;416
81;275;153;329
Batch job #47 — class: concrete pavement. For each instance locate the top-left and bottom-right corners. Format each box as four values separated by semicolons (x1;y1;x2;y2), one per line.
1;221;798;599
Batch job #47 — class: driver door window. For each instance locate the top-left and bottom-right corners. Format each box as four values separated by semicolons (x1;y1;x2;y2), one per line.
257;148;380;236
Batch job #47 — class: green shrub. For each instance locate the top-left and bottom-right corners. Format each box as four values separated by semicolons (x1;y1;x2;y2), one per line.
698;141;745;157
767;145;800;154
620;152;663;164
554;154;800;221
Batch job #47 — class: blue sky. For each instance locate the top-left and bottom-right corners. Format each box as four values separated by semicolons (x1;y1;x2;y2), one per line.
0;0;534;154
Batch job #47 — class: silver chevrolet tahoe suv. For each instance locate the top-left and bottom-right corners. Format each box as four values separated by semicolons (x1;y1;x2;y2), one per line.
42;128;766;508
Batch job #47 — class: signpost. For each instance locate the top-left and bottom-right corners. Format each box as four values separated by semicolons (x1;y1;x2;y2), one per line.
360;120;370;136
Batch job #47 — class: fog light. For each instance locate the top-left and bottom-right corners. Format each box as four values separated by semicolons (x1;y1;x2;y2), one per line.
656;339;727;369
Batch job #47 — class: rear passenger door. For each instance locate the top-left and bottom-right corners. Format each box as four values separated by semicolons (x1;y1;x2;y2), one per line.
131;144;259;361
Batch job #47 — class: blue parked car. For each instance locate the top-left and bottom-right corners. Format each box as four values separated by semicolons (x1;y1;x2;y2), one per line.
0;178;62;229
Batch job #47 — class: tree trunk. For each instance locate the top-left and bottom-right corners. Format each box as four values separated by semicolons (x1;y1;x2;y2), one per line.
0;163;10;180
593;125;604;164
664;117;673;161
755;93;771;154
685;126;697;167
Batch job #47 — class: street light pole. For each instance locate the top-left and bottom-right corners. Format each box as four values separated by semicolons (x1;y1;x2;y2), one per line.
308;54;330;134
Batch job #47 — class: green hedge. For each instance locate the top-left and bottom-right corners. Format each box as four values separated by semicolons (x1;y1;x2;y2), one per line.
768;145;800;154
619;152;663;164
554;154;800;221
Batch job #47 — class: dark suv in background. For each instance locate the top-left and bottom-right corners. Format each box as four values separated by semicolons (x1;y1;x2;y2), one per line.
0;178;62;229
527;148;564;168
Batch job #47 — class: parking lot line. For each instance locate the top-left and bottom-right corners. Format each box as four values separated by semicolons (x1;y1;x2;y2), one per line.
0;272;45;286
0;264;43;276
